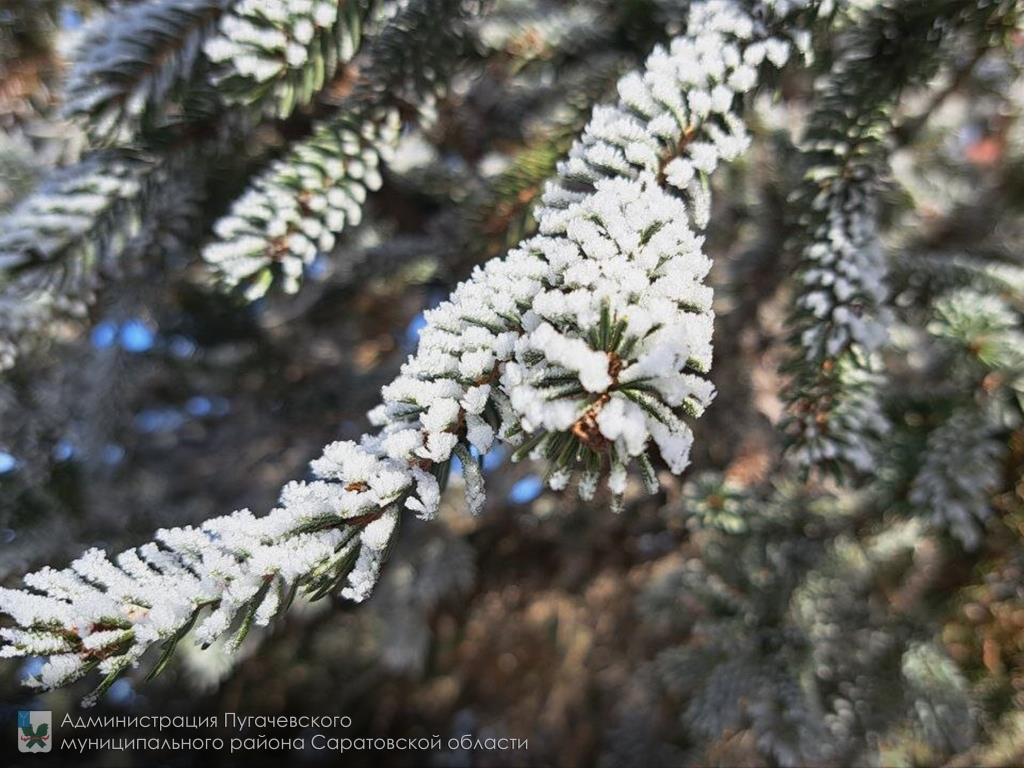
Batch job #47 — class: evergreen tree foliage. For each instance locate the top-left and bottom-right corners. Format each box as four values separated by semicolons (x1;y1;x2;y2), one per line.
0;0;1022;764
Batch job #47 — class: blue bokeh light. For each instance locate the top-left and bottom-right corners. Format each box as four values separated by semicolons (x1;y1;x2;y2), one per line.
101;444;126;465
20;657;45;682
135;409;185;434
0;451;16;474
119;320;155;353
90;321;118;349
483;445;506;472
508;474;543;504
404;312;428;349
185;396;213;417
53;440;75;461
169;335;197;359
107;679;136;706
307;255;329;280
60;8;82;30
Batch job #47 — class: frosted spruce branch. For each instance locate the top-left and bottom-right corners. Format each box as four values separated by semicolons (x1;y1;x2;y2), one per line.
65;0;382;145
794;520;976;764
204;0;813;297
475;1;612;65
651;481;840;765
536;0;813;223
657;481;974;765
5;0;384;364
64;0;230;146
782;0;1020;475
908;288;1024;548
202;0;477;297
203;0;376;119
0;0;812;702
910;407;1004;549
0;152;158;370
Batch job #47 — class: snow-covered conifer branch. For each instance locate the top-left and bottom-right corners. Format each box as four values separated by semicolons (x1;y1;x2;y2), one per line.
64;0;230;146
537;0;813;224
926;287;1024;376
203;0;376;119
900;642;975;755
474;1;612;65
794;520;974;764
0;152;159;370
202;0;477;297
655;494;971;766
0;0;815;703
908;288;1023;548
782;0;1020;475
459;56;628;264
651;482;842;765
910;407;1004;550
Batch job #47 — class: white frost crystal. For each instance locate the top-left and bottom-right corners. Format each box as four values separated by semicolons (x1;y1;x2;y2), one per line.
0;154;153;370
